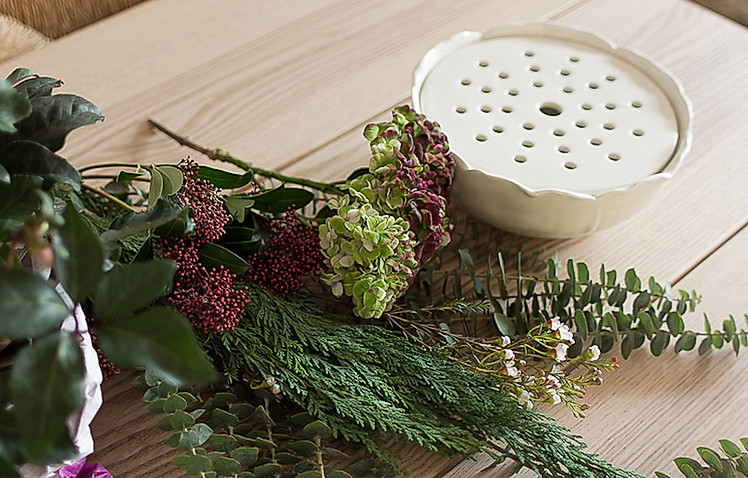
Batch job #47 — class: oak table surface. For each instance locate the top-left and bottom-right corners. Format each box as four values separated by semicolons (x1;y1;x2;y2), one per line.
2;0;747;476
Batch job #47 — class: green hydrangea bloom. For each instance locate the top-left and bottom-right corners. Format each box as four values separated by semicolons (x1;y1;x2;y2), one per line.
319;196;417;319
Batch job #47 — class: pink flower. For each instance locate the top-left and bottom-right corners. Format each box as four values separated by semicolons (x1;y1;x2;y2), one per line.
58;457;111;478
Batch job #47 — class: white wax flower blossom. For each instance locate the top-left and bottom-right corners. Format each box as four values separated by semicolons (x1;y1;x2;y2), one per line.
554;343;569;362
501;336;511;347
588;345;601;361
550;317;562;331
518;390;533;409
547;375;562;390
504;361;519;378
549;390;562;405
503;348;515;361
549;317;574;342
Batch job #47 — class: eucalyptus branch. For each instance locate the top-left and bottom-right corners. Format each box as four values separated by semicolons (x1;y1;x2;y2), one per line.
81;183;137;212
147;119;345;196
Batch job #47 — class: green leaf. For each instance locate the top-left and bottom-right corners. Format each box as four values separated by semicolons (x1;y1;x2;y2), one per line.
288;440;317;457
493;312;515;336
674;458;701;478
653;472;670;478
96;306;215;386
9;333;83;462
178;424;213;450
243;186;314;213
6;68;36;85
94;259;176;321
153;203;195;238
621;334;634;360
625;268;640;292
53;205;104;303
0;79;31;133
322;447;350;460
253;463;283;478
212;408;239;429
719;439;742;458
0;457;21;478
210;434;238;453
198;165;254;189
289;412;315;428
275;452;300;464
230;447;259;467
164;394;189;413
229;402;253;420
147;398;167;413
185;454;212;475
155;165;184;196
148;168;164;209
696;447;723;471
295;472;323;478
0;176;42;240
15;94;103;152
252;405;274;425
224;195;254;222
667;312;685;336
214;457;241;476
0;267;69;339
170;454;190;468
698;337;712;355
198;242;250;275
13;77;62;99
303;420;332;439
0;164;8;183
650;330;670;356
101;198;183;241
638;311;654;340
0;141;80;190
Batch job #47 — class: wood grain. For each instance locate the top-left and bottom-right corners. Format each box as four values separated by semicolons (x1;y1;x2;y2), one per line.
0;0;743;475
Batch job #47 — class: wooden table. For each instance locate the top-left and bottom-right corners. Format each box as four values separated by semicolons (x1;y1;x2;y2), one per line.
3;0;747;476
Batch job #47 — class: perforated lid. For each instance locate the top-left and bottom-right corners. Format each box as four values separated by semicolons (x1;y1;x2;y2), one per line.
414;24;685;196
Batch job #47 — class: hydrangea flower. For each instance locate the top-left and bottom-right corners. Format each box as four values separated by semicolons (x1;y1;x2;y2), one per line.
319;196;417;319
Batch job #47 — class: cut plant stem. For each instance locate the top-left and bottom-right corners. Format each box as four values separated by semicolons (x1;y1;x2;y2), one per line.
147;119;345;196
81;183;138;212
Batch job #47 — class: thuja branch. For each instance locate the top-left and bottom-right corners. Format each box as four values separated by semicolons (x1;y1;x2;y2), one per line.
147;119;345;196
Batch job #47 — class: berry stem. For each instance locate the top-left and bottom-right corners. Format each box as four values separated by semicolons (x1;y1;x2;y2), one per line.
147;119;345;196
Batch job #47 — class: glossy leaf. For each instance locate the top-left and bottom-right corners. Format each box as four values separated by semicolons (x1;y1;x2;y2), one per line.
243;186;314;213
288;440;317;457
9;333;83;462
15;94;103;152
198;165;254;189
198;242;250;275
0;80;31;133
53;205;104;303
14;77;61;100
303;420;332;439
224;195;254;222
148;168;164;209
0;141;80;190
94;259;176;321
96;306;215;386
155;165;184;196
102;198;183;241
0;268;69;339
6;68;36;85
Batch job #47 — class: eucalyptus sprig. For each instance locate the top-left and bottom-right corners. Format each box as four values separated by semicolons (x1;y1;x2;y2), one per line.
656;437;748;478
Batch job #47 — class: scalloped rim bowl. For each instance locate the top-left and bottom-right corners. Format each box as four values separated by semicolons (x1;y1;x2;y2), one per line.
412;22;693;238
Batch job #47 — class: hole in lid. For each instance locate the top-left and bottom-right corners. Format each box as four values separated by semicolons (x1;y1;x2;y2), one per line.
633;129;644;136
558;146;570;154
553;129;566;137
475;134;487;142
589;82;599;89
508;89;519;96
575;121;587;128
581;103;592;110
590;138;602;146
478;60;489;68
631;100;642;108
569;56;580;63
560;69;571;76
455;106;467;114
498;72;509;79
481;105;492;113
605;103;616;110
461;79;472;86
514;155;527;163
564;161;577;170
524;51;535;57
533;81;544;88
481;86;492;93
529;65;540;72
492;125;504;133
523;123;534;130
608;153;621;161
563;86;574;93
606;75;616;81
502;106;513;113
539;102;562;116
604;123;615;130
522;140;534;148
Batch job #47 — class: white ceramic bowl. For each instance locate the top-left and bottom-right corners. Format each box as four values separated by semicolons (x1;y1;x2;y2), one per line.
413;22;692;238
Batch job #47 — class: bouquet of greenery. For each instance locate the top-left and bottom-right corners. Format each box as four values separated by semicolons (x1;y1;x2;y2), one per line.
1;68;746;478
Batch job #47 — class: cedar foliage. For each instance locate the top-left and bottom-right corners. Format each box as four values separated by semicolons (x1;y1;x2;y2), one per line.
203;284;642;477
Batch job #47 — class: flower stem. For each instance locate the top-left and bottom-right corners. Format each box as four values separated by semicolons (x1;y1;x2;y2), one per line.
147;119;345;196
81;184;138;212
78;162;144;173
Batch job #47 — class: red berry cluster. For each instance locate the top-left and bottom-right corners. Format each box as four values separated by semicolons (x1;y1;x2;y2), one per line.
154;159;250;333
177;159;229;242
158;238;250;333
245;209;324;295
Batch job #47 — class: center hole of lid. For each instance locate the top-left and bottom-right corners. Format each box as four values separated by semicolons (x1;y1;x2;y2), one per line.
539;102;562;117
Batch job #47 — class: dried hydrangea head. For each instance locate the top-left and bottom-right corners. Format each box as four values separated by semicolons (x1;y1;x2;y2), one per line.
319;196;417;319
